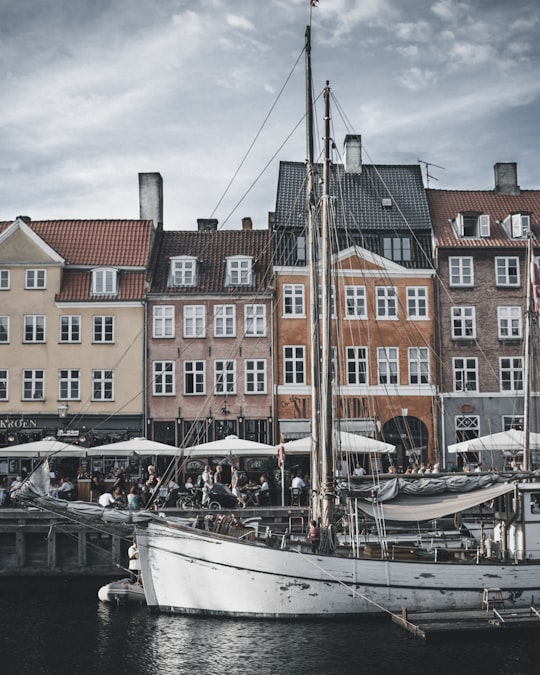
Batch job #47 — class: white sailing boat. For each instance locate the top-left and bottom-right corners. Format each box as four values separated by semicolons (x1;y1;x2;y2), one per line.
133;27;540;618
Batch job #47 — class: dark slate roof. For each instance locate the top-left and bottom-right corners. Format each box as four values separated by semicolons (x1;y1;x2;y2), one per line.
274;161;431;231
428;189;540;248
150;229;272;294
0;219;154;267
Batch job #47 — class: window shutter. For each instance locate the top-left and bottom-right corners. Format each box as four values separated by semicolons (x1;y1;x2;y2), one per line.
479;214;490;237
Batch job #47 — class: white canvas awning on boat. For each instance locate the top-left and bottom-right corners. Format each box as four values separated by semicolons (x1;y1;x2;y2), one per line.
0;438;85;458
184;435;276;458
86;437;180;457
448;429;540;454
282;430;395;455
355;481;515;522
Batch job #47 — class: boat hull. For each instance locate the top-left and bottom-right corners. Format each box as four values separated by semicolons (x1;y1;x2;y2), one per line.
136;522;540;618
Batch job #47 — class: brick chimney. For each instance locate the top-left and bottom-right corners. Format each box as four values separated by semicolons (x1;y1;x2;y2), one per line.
344;135;362;174
197;218;218;231
242;217;253;231
494;162;520;195
139;173;163;229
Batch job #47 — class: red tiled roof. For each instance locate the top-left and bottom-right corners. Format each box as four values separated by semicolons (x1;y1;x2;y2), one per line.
427;189;540;248
57;270;147;301
0;219;154;266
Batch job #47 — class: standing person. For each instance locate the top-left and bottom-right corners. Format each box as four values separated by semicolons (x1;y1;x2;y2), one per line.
128;539;141;584
308;519;320;554
214;465;223;483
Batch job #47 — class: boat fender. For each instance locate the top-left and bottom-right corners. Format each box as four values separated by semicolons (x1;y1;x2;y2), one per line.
327;524;337;551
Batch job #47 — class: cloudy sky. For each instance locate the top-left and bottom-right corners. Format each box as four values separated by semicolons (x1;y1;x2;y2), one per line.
1;0;539;229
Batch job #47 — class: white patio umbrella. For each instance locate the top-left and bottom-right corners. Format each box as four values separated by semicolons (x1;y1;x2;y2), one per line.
86;437;181;457
447;429;540;454
184;435;276;458
0;437;85;457
281;430;396;455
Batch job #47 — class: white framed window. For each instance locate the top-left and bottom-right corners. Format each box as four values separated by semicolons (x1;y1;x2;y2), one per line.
214;360;236;394
23;315;45;343
408;347;430;384
152;361;175;395
451;306;476;339
406;287;428;319
345;285;367;319
376;286;397;319
153;306;175;338
455;415;480;443
283;284;305;316
0;369;7;400
225;257;252;286
22;369;44;400
59;316;81;343
346;347;368;385
92;370;114;400
498;306;522;339
169;257;197;287
283;346;305;384
454;213;490;238
0;316;9;343
449;257;474;287
500;357;523;391
245;359;267;394
184;361;205;395
184;305;205;338
377;347;399;384
245;304;266;336
93;316;114;343
214;305;235;337
0;270;9;290
383;237;411;262
495;257;519;286
453;357;478;392
92;268;118;295
59;369;80;400
25;269;46;289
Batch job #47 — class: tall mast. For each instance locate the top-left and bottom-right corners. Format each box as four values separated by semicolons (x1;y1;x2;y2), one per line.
320;82;334;527
523;235;532;472
305;25;321;519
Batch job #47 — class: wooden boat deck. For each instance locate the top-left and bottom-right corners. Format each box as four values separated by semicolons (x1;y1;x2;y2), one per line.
393;606;540;640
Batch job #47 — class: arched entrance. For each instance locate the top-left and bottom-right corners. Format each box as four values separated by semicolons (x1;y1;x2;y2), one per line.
381;416;428;470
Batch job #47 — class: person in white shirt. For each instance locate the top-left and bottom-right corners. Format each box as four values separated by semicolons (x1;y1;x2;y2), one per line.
98;491;116;508
353;464;366;477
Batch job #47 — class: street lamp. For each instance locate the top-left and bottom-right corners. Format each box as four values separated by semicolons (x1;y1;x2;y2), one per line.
57;402;69;419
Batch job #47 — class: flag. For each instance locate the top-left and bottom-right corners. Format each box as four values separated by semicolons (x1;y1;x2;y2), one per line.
278;433;286;468
310;0;319;6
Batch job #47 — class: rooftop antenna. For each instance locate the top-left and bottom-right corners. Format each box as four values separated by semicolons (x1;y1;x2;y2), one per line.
418;159;445;188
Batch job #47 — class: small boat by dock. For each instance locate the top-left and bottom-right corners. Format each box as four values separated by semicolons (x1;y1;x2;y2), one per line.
98;578;146;605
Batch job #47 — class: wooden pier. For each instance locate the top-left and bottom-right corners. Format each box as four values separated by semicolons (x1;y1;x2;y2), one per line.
393;605;540;640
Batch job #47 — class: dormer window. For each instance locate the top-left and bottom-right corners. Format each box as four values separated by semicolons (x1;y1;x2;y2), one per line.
92;268;118;295
453;212;490;238
503;213;531;239
225;256;253;286
169;256;197;287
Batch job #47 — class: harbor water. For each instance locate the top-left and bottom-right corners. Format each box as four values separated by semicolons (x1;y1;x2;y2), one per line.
1;577;538;675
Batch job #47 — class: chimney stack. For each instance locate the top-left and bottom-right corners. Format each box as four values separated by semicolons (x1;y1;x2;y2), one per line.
197;218;218;232
344;134;362;174
139;173;163;229
494;162;520;195
242;217;253;231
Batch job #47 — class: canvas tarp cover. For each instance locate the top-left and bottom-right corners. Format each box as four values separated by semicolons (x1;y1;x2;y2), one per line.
355;481;515;522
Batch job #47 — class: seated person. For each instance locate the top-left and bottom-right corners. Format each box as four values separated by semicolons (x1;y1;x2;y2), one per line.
257;474;271;506
98;490;116;508
57;477;76;500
